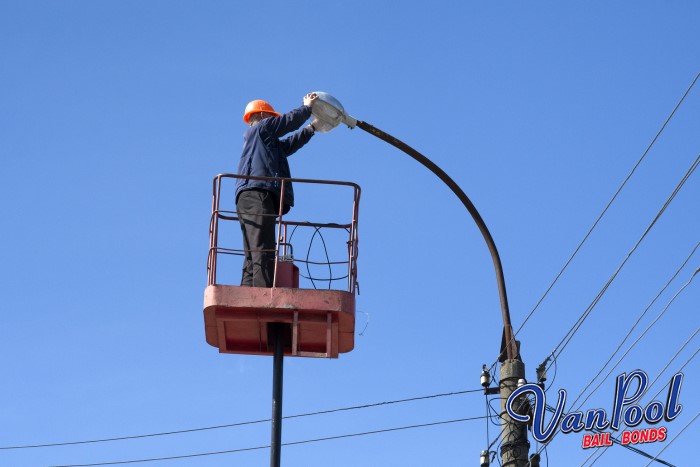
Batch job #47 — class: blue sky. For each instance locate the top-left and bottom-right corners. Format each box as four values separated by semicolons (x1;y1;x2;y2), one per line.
1;1;699;466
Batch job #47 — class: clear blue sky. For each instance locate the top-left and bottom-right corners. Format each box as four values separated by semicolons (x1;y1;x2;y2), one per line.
1;1;699;466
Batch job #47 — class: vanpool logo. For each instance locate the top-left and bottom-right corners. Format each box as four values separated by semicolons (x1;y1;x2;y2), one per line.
506;370;683;449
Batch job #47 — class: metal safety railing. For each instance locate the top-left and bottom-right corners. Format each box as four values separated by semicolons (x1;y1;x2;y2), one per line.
207;174;360;294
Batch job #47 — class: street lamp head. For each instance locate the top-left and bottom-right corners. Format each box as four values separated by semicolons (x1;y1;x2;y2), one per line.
309;92;357;132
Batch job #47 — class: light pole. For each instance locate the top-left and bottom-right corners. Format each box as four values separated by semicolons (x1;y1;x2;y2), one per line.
310;92;529;466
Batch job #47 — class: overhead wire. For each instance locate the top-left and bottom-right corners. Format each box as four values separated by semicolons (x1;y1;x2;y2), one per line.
571;266;699;412
584;429;678;467
648;345;700;403
531;267;699;465
586;406;699;466
543;443;549;467
584;411;690;467
528;160;700;464
645;324;699;394
0;389;482;451
506;82;700;467
485;70;700;467
531;406;677;467
48;416;488;467
644;411;700;467
584;316;699;466
488;426;503;450
490;70;700;371
547;153;700;364
484;393;492;461
545;353;558;390
568;245;699;409
488;398;503;427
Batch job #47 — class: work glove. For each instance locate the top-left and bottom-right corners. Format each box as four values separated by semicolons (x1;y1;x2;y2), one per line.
308;118;320;133
303;92;318;107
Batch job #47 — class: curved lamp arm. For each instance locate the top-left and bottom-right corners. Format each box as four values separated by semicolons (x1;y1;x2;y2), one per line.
355;120;518;362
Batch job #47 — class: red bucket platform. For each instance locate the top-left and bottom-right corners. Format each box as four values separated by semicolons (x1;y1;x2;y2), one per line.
203;282;355;358
203;174;360;359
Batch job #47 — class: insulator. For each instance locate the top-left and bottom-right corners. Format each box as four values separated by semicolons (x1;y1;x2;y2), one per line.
480;450;490;467
480;365;491;387
517;378;527;388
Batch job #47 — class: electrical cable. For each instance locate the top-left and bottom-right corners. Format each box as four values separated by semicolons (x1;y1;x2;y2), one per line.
298;274;349;282
489;70;700;371
585;320;699;466
548;153;700;364
48;416;488;467
488;429;503;451
581;442;605;467
578;338;698;466
485;422;505;467
648;345;700;403
543;263;700;465
305;227;333;289
644;411;700;467
645;325;699;396
487;398;503;427
484;394;491;460
0;389;482;451
494;74;700;465
287;225;348;287
534;269;698;465
356;309;370;336
571;267;699;412
568;245;699;409
534;405;676;467
585;429;678;467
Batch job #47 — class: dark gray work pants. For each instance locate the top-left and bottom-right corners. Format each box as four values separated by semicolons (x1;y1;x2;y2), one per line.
237;189;277;287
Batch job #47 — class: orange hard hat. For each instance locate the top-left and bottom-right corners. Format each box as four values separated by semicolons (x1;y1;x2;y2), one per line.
243;100;280;124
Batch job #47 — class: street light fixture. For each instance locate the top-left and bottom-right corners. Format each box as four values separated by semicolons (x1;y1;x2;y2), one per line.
309;92;357;132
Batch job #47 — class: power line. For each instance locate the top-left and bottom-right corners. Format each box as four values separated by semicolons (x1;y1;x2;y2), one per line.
584;318;699;466
645;325;699;395
584;428;678;467
0;389;481;451
484;393;492;454
549;153;700;363
48;416;487;467
572;267;699;412
644;411;700;467
491;70;700;371
649;344;700;403
551;268;700;467
536;268;699;465
533;406;676;467
568;247;699;409
503;89;700;466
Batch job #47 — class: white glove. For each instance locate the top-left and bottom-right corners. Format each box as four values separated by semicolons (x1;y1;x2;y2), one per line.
303;92;318;107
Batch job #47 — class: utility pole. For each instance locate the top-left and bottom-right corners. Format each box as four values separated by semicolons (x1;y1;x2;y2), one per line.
499;359;529;466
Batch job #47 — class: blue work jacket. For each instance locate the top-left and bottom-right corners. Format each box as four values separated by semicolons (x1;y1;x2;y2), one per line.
235;105;314;214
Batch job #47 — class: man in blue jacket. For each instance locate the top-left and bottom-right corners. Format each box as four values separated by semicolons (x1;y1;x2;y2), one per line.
236;93;318;287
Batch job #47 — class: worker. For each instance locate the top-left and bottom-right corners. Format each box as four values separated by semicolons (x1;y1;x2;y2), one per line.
235;93;319;287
